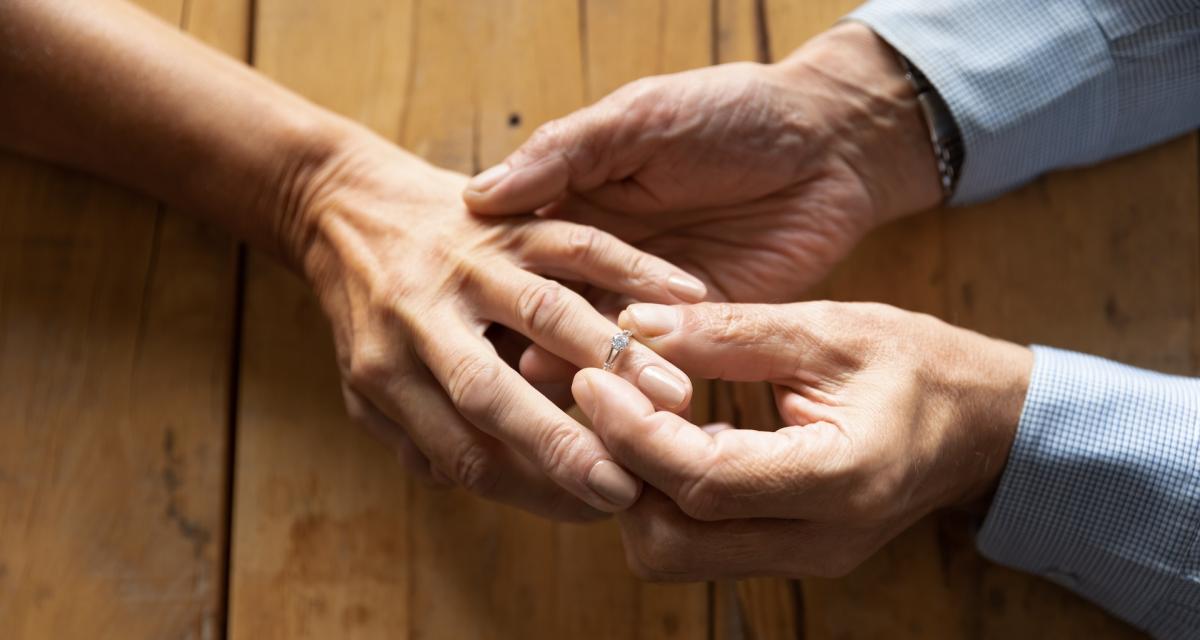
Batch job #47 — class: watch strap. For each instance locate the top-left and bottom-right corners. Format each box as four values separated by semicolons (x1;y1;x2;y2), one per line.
898;54;963;199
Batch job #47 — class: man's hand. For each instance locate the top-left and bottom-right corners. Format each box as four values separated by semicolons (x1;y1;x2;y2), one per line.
463;22;943;303
295;136;709;521
571;301;1032;578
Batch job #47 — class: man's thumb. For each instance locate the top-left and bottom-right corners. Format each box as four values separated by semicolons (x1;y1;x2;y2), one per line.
463;113;604;215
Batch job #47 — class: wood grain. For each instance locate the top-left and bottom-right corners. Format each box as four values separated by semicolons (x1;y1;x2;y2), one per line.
227;2;415;638
0;1;244;637
232;1;709;637
940;132;1198;640
3;1;1194;638
763;4;962;639
762;1;1192;638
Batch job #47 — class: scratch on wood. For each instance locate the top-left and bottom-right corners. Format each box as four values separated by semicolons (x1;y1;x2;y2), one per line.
397;0;422;144
709;0;718;65
578;0;590;100
754;0;772;63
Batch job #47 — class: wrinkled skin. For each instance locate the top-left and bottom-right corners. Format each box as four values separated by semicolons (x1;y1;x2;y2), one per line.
572;301;1032;579
299;137;710;521
464;23;942;304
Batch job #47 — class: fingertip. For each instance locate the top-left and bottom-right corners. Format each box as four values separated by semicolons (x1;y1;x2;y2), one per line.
620;303;681;340
466;162;511;193
465;157;570;215
587;459;642;510
463;163;513;213
617;309;633;331
519;343;576;382
582;368;660;419
666;273;707;303
571;369;599;416
638;365;689;411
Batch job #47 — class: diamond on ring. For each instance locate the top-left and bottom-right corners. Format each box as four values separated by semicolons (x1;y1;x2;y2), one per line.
603;330;632;371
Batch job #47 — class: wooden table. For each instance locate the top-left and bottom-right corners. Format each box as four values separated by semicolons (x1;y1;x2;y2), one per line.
2;1;1194;637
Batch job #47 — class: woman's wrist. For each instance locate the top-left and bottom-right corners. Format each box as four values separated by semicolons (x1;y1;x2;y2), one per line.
771;22;943;227
262;115;430;276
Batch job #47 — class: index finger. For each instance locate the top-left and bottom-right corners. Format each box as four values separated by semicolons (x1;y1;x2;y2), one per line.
472;264;695;414
416;319;643;513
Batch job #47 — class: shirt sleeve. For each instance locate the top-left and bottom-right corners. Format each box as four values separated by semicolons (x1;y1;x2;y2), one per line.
847;0;1200;205
976;346;1200;638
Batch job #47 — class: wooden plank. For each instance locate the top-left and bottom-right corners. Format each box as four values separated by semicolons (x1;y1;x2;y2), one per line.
717;0;766;63
403;5;561;638
763;1;1193;638
227;1;414;638
0;1;244;637
708;4;805;639
768;3;972;638
234;1;709;638
942;134;1199;639
762;1;962;638
583;0;712;100
577;2;717;637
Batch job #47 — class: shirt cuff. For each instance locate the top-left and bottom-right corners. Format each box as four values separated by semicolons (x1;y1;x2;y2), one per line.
847;0;1116;205
977;346;1200;636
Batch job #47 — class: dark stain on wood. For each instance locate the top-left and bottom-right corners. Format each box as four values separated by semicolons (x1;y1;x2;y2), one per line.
342;604;373;629
162;428;211;558
1104;295;1131;330
960;281;975;312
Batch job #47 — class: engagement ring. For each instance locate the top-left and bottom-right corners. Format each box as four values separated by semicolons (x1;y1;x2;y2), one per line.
603;330;632;371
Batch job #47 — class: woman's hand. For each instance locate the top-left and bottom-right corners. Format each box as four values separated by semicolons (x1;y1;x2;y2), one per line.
572;301;1033;577
0;0;711;521
293;136;709;521
463;23;942;303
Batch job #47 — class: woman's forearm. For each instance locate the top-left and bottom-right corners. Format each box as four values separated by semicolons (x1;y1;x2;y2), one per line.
0;0;358;264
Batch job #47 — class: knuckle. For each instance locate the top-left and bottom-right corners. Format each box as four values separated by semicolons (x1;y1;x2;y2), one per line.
347;346;390;391
445;352;504;419
694;303;743;345
515;279;571;336
564;224;604;263
533;421;585;480
619;78;678;129
448;441;502;496
525;118;570;155
617;76;663;107
675;473;728;522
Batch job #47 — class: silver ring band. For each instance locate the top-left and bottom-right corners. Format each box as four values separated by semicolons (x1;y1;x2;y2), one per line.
603;330;632;371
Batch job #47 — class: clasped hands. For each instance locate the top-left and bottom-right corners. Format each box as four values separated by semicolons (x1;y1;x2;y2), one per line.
304;23;1033;579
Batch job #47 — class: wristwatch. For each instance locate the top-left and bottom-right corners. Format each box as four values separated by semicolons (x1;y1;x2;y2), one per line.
897;54;963;200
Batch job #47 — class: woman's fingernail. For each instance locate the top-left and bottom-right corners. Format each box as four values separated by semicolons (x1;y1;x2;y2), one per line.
667;274;707;302
467;162;511;193
624;304;679;338
587;460;641;508
639;365;688;408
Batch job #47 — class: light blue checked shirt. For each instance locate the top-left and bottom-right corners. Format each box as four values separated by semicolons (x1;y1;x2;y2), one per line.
847;1;1200;637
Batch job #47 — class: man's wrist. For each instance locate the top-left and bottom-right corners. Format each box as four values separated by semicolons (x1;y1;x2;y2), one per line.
772;22;943;226
943;330;1034;510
